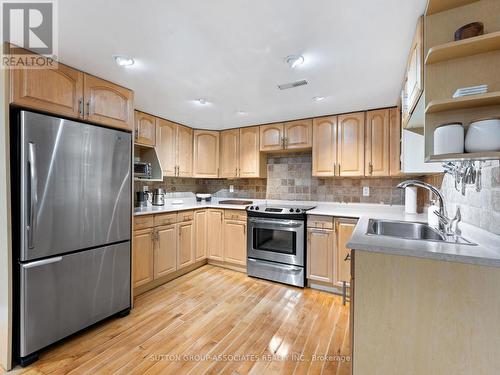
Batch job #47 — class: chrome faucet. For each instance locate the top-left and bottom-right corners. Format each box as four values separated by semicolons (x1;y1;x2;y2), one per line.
396;179;448;233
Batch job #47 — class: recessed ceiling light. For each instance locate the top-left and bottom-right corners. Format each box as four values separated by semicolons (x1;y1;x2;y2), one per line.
196;98;208;105
113;55;135;67
285;55;305;69
312;96;325;102
237;110;248;115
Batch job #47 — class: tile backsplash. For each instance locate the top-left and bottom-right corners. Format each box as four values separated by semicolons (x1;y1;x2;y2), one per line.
438;161;500;235
135;153;409;205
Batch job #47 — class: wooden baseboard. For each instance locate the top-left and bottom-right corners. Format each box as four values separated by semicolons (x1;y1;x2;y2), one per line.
134;259;208;296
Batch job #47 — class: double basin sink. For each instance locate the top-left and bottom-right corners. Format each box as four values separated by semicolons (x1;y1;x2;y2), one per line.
366;219;475;245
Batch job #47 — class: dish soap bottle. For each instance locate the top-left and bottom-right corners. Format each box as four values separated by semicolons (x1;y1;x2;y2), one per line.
428;200;440;227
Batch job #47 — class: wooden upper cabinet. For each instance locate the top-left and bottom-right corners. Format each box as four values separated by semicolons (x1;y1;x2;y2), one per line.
389;107;402;176
177;125;193;177
284;119;312;149
135;111;156;146
402;16;423;128
177;221;194;269
220;129;240;178
307;228;334;284
260;124;284;151
157;118;177;176
194;210;207;261
132;228;154;288
334;219;357;287
83;74;134;131
207;210;224;261
312;116;337;177
154;224;177;279
193;130;220;178
365;109;390;177
239;126;265;178
10;62;84;119
223;219;247;266
337;112;365;176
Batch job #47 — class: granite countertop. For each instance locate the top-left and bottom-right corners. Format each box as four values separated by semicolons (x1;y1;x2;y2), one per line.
348;216;500;268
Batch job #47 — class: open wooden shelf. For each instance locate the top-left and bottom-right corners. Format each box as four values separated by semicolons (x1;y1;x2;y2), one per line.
425;31;500;64
427;151;500;162
425;0;479;15
425;91;500;113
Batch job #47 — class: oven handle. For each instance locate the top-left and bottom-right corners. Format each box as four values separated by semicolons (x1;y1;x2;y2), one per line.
248;218;303;228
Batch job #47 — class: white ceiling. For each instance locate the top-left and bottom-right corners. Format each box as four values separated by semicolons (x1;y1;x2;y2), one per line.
58;0;427;130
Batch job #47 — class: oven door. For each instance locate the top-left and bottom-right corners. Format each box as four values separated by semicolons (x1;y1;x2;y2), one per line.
247;217;304;266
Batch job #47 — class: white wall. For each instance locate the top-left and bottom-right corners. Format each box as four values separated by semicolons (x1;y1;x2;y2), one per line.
0;67;12;370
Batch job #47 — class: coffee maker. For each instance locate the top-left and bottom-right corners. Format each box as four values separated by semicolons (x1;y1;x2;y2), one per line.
135;186;151;207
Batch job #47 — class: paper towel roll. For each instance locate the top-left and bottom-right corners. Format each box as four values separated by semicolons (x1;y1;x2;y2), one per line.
405;186;417;214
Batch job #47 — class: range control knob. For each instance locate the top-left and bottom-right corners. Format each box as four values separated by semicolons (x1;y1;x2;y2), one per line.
289;208;294;213
255;206;260;210
249;206;254;210
296;209;301;213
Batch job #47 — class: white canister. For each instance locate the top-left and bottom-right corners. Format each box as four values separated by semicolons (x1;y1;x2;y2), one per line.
465;117;500;153
434;123;464;155
405;186;418;214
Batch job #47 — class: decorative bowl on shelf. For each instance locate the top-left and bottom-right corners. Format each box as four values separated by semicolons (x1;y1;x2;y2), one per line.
454;22;484;41
434;123;464;155
465;117;500;153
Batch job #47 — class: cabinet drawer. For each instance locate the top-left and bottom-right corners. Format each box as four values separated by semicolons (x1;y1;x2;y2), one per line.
134;215;154;230
307;215;334;229
177;210;194;222
224;209;247;221
154;213;177;226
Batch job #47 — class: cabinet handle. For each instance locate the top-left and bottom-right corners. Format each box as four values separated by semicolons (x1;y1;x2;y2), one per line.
284;137;288;148
333;162;337;176
238;168;240;177
369;162;373;175
235;167;238;177
86;100;90;116
344;254;351;262
337;163;341;176
78;98;83;116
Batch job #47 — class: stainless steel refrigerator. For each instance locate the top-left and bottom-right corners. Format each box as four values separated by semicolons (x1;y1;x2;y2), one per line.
13;110;132;365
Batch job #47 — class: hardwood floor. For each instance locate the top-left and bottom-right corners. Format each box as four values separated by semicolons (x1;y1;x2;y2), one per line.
12;265;351;375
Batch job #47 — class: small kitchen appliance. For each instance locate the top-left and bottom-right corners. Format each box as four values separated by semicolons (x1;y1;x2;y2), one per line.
135;187;151;208
152;188;165;206
134;161;152;179
196;193;212;202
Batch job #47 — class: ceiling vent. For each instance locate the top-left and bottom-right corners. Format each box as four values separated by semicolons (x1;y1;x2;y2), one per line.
278;79;308;90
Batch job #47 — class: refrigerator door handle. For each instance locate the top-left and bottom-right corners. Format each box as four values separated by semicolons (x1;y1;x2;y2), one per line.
22;256;63;269
28;142;38;249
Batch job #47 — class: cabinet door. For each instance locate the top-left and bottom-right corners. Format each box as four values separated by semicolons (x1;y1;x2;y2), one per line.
177;125;193;177
337;112;365;176
284;119;312;149
207;210;223;261
312;116;337;177
11;61;84;119
194;210;207;261
157;118;177;176
133;228;154;288
239;126;264;178
260;124;284;151
365;109;390;177
135;111;156;146
193;130;220;178
405;16;423;117
223;220;247;266
307;228;334;284
334;219;357;287
83;74;134;131
220;129;240;178
177;221;194;269
154;224;177;278
389;107;401;176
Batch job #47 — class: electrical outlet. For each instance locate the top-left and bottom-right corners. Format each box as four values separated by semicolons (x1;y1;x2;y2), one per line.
229;185;234;193
363;186;370;197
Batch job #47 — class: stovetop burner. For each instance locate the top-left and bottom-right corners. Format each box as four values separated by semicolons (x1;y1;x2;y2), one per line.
246;204;316;215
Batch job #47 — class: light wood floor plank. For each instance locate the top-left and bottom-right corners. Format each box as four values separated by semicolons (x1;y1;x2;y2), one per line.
14;265;350;375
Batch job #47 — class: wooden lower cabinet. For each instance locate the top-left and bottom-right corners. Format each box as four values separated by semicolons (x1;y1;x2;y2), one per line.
194;210;207;261
177;220;195;269
207;210;224;261
154;224;177;278
307;228;334;283
334;218;357;287
133;228;154;288
223;220;247;266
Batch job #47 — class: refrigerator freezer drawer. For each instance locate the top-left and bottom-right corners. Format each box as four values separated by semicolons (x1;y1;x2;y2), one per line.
20;242;131;357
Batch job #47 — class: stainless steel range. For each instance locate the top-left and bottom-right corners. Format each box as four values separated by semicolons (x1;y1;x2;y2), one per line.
246;204;315;287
